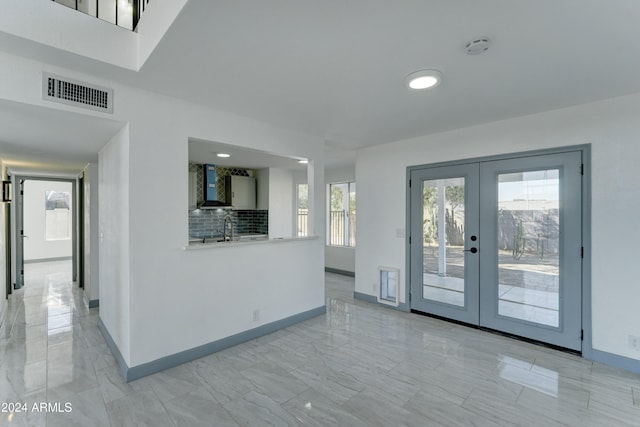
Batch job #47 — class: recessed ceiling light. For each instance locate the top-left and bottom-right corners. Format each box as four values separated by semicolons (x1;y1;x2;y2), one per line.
406;70;442;90
217;153;231;158
298;159;309;164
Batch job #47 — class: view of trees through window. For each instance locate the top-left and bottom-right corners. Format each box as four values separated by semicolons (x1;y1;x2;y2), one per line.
329;182;356;246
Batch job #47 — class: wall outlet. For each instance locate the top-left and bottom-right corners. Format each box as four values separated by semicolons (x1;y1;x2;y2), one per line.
395;228;405;238
629;335;640;351
252;309;260;322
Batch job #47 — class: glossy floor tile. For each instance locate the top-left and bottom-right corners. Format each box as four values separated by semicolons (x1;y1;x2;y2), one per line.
1;260;640;426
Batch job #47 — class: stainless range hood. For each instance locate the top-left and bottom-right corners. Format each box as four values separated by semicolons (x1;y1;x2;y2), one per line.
199;164;232;209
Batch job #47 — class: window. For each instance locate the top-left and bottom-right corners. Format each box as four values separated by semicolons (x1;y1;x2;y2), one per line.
329;182;356;246
297;184;308;236
45;190;71;241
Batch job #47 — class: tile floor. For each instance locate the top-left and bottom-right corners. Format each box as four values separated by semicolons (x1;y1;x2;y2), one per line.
1;261;640;426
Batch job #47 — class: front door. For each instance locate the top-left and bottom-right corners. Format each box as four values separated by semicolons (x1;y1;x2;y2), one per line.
410;150;583;351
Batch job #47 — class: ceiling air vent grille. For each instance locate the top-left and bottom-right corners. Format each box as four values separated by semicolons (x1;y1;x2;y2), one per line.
43;73;113;114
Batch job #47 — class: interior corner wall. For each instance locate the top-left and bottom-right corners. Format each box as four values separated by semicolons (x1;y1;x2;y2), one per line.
355;92;640;362
23;180;73;262
325;165;356;274
83;163;99;303
98;125;131;365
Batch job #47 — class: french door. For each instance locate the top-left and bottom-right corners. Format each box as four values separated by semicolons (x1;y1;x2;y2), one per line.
409;150;583;351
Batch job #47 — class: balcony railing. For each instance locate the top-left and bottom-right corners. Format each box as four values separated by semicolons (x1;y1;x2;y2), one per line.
297;209;308;237
52;0;149;31
329;210;356;247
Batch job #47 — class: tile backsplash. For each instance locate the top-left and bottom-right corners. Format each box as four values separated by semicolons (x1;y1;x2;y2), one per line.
189;209;268;239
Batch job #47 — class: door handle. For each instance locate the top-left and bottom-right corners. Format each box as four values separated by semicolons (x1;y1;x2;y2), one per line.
464;247;478;253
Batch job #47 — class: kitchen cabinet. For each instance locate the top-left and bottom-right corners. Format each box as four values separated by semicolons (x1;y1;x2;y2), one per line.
225;175;256;210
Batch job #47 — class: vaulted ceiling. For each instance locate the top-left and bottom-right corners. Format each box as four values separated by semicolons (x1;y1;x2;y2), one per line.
135;0;640;148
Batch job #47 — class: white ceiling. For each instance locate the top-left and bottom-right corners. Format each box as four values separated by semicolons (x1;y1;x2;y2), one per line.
0;99;124;174
2;0;640;171
189;138;308;171
136;0;640;148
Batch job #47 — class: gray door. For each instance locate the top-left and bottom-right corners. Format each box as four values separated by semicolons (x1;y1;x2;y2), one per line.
479;151;582;350
15;179;25;290
409;163;480;324
410;150;583;351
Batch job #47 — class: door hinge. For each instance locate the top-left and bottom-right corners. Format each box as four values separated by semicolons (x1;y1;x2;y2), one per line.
581;329;584;341
409;292;412;302
409;179;412;187
409;236;412;244
581;247;584;258
580;164;584;175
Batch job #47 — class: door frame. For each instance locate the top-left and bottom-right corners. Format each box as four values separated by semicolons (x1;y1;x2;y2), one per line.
405;144;592;357
10;172;80;290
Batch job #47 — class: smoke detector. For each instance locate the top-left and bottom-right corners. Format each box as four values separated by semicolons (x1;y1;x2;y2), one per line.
465;38;491;55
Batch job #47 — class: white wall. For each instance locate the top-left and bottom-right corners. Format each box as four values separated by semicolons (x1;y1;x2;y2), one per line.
99;125;131;365
125;106;324;366
325;165;356;273
0;0;137;70
356;92;640;362
117;88;325;367
83;163;99;304
268;168;294;239
256;168;269;210
23;180;73;262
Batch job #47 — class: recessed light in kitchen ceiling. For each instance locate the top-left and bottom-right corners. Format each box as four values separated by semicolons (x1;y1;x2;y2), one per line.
217;153;231;158
406;70;442;90
298;159;309;164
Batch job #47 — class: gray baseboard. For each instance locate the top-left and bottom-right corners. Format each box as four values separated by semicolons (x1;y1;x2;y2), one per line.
24;256;72;264
325;267;355;277
590;349;640;374
354;291;377;304
100;305;326;382
83;293;99;309
97;318;130;380
353;291;410;312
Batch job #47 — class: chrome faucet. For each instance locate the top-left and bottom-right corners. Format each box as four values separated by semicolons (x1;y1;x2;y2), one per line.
223;212;234;242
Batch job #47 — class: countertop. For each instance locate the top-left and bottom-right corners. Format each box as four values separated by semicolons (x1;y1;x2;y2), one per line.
184;235;318;250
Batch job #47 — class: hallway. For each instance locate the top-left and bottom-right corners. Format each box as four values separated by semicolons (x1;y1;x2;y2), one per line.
1;261;639;426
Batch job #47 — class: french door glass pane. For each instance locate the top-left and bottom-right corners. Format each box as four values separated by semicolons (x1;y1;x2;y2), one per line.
497;170;560;327
422;177;465;307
